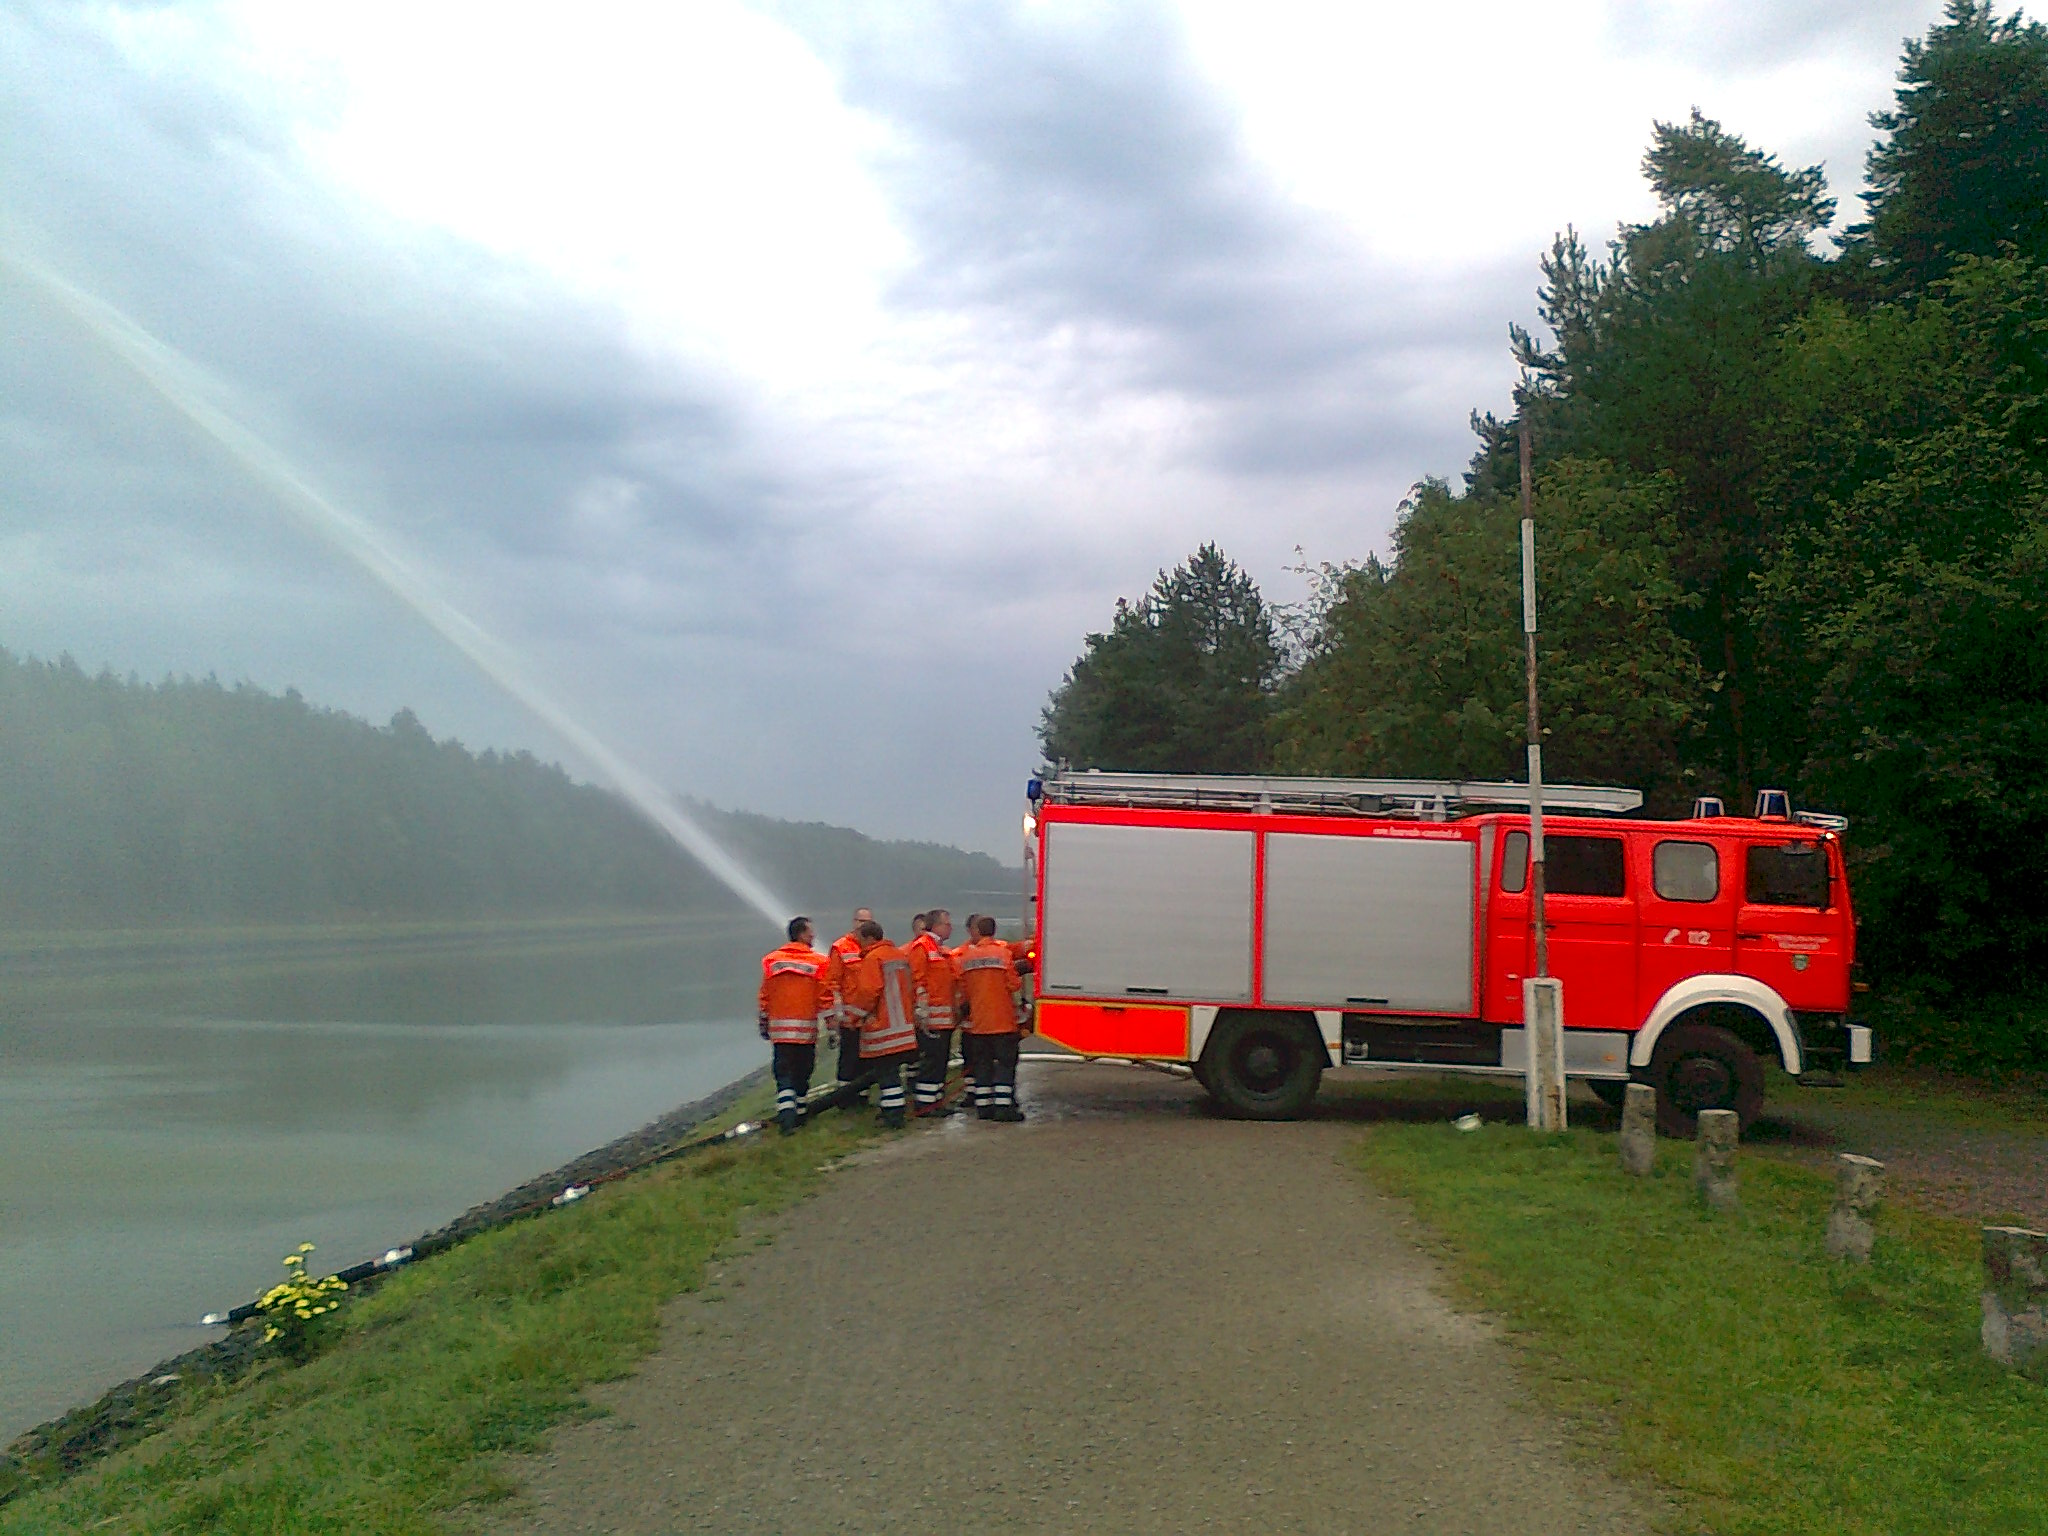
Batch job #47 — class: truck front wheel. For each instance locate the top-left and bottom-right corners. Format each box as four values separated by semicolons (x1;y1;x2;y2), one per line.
1648;1021;1764;1138
1203;1011;1322;1120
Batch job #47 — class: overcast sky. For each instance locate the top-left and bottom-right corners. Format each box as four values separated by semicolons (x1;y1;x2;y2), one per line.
1;0;1941;859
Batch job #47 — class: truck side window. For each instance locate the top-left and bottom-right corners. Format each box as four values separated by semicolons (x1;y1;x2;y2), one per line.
1548;835;1626;897
1500;830;1528;892
1653;840;1719;902
1746;842;1830;908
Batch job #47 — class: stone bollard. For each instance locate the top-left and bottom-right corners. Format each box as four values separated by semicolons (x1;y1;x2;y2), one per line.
1824;1154;1885;1262
1618;1083;1657;1177
1982;1226;2048;1370
1694;1109;1739;1212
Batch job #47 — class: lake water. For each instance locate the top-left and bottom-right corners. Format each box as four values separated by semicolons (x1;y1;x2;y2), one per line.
0;919;771;1441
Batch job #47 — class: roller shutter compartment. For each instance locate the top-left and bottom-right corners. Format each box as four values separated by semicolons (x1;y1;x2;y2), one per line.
1262;833;1474;1013
1040;822;1254;1002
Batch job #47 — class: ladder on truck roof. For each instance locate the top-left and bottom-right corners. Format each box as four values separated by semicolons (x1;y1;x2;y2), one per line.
1037;769;1643;819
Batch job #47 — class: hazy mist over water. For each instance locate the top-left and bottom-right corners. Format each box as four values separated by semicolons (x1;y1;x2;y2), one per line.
4;251;793;927
0;923;770;1440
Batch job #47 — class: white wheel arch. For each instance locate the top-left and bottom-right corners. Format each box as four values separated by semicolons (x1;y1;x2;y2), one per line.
1189;1005;1334;1065
1631;974;1801;1076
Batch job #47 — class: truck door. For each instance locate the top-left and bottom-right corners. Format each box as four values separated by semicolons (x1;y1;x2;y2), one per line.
1533;832;1637;1030
1486;829;1532;1021
1637;835;1737;1020
1492;829;1637;1029
1736;838;1848;1012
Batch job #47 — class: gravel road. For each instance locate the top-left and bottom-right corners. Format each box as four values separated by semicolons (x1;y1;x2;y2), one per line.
479;1062;1654;1535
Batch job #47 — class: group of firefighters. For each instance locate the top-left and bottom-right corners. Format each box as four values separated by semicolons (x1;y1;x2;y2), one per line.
757;906;1032;1134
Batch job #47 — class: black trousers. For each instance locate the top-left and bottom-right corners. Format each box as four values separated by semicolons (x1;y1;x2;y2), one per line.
915;1027;955;1104
861;1049;916;1112
963;1032;1019;1090
771;1041;815;1099
835;1021;864;1084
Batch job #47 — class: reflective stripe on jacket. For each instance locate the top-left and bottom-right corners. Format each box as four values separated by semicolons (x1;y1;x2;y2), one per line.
825;932;863;1026
848;942;919;1058
955;938;1023;1035
759;941;829;1046
907;931;958;1029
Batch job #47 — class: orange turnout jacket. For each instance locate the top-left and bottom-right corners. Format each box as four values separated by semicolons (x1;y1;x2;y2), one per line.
955;938;1023;1036
907;930;958;1030
825;930;863;1028
846;940;919;1058
758;941;829;1046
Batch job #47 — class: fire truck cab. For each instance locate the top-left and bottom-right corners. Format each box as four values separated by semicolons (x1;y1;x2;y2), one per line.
1023;770;1870;1136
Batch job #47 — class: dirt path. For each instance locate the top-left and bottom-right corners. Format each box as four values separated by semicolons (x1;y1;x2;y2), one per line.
1747;1086;2048;1229
478;1063;1654;1535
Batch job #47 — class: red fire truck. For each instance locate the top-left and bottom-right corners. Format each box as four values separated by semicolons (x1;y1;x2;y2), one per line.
1022;770;1870;1135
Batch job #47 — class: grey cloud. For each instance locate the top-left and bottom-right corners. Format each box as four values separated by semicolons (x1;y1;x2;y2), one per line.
2;6;765;573
0;6;908;828
786;0;1510;481
1604;0;1935;74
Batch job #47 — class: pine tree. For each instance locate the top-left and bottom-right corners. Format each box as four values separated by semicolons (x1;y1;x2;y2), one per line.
1857;0;2048;289
1040;544;1280;773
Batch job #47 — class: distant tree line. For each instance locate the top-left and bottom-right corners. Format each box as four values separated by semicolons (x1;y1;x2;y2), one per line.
1042;2;2048;1017
0;649;1014;928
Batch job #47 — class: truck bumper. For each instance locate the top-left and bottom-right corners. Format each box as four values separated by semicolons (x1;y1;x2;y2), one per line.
1793;1012;1874;1082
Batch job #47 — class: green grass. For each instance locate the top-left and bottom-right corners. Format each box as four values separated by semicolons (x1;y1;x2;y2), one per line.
1354;1120;2046;1536
0;1088;879;1534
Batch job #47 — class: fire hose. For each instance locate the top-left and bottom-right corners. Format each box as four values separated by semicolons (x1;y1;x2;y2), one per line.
198;1063;968;1326
200;1049;1195;1326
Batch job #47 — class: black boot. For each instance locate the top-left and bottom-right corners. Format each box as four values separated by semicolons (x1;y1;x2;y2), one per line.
880;1106;907;1130
777;1107;799;1136
991;1104;1026;1123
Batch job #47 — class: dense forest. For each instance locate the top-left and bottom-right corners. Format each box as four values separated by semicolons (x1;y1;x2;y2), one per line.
0;648;1015;928
1042;3;2048;1065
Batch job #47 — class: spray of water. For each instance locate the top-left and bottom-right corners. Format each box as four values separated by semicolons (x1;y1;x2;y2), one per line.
5;250;792;928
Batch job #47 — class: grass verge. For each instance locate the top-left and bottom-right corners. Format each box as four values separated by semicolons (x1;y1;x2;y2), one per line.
1354;1120;2046;1536
0;1087;878;1535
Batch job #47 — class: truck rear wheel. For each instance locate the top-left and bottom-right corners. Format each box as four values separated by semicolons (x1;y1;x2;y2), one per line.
1203;1011;1322;1120
1648;1022;1763;1138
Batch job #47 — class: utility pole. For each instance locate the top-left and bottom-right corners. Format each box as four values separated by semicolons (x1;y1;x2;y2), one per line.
1520;416;1547;980
1520;414;1566;1130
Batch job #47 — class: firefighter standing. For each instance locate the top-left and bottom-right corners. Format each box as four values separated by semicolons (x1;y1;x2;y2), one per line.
758;917;830;1135
951;913;984;1101
843;920;919;1128
956;915;1026;1122
825;907;875;1094
907;908;958;1116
